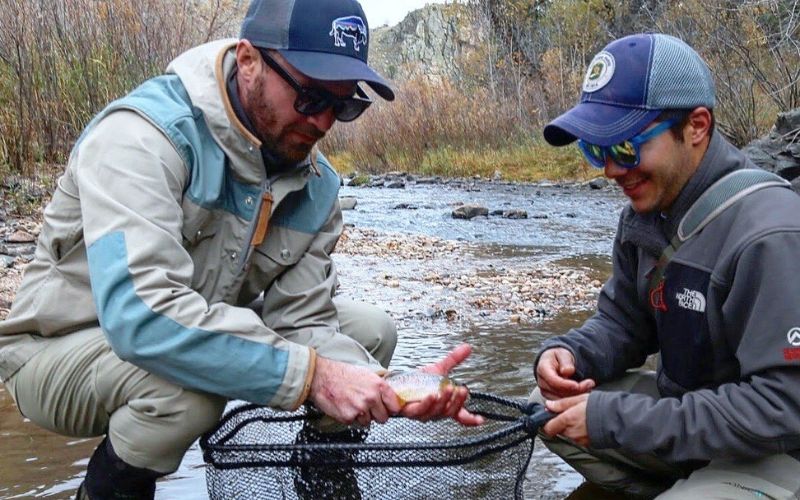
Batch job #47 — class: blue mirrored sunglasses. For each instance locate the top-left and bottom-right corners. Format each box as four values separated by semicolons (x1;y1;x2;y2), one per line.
577;120;676;169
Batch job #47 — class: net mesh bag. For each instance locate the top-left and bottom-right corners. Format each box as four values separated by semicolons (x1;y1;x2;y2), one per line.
201;392;551;500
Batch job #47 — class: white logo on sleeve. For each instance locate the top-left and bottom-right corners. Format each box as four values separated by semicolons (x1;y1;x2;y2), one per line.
675;288;706;313
787;328;800;347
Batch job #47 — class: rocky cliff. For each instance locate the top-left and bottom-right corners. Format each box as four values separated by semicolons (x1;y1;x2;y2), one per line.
744;109;800;192
369;3;485;83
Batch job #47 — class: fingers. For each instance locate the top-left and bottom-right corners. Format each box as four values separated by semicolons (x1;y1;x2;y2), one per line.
537;348;594;399
454;407;485;426
542;394;589;438
422;343;472;376
399;385;485;426
545;393;589;413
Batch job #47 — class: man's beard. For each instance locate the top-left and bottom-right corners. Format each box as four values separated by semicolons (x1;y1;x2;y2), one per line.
243;76;325;167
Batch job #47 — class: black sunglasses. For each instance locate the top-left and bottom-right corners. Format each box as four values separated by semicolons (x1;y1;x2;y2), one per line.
258;50;372;122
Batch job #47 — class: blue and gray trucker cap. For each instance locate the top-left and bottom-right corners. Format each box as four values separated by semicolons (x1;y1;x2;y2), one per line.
240;0;394;101
543;33;715;146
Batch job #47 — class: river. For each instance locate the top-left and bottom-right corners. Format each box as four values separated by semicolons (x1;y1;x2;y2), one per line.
0;179;626;499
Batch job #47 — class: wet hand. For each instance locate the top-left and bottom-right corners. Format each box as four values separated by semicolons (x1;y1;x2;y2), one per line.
536;348;595;400
400;344;485;426
542;393;590;447
309;356;401;426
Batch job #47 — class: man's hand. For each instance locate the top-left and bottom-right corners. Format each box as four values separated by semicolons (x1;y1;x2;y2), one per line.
542;393;590;447
536;347;595;400
399;344;485;426
309;356;401;427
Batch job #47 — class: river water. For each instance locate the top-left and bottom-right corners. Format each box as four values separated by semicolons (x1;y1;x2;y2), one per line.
0;180;626;499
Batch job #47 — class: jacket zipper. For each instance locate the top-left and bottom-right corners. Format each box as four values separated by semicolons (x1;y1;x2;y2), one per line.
238;179;272;273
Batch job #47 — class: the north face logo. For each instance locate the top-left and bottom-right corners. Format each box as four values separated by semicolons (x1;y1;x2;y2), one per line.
676;288;706;313
329;16;368;52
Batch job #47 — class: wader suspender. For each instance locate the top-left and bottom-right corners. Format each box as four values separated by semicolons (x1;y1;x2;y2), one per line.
647;169;791;301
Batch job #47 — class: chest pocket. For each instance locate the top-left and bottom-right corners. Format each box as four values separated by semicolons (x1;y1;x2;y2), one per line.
655;262;713;391
249;225;314;287
180;200;223;295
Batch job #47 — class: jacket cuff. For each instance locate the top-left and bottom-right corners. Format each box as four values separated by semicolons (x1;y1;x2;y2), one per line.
587;390;619;450
290;347;316;410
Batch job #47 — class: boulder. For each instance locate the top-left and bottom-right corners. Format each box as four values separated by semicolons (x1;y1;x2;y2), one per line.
588;178;609;190
744;108;800;190
451;204;489;220
339;196;358;210
503;209;528;220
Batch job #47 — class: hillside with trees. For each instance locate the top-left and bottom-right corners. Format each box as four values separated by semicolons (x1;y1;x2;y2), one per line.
1;0;798;186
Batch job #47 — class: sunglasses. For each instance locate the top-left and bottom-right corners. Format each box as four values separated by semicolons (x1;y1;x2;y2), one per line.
578;119;676;169
259;50;372;122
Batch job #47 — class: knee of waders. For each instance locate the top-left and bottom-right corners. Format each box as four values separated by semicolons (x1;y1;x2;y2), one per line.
360;309;397;369
175;391;228;438
113;391;226;473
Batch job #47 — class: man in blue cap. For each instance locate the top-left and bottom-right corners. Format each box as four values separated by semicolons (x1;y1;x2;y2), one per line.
532;33;800;498
0;0;482;497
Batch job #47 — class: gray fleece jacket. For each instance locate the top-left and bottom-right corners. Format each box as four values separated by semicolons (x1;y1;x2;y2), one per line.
537;132;800;463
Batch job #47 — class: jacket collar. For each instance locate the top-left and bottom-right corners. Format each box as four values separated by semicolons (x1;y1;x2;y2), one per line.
166;40;315;185
619;131;753;256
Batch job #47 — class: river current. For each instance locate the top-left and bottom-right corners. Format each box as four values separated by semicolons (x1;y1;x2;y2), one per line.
0;180;626;499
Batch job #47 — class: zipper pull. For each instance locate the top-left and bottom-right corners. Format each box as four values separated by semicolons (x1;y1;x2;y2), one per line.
250;191;273;247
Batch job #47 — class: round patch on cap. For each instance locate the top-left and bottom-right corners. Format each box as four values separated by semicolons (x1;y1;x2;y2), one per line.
582;51;615;93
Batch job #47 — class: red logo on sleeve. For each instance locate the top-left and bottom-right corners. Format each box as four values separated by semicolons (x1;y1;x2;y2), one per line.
784;348;800;361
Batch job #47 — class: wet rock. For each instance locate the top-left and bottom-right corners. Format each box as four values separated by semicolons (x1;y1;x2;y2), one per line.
0;244;35;257
502;209;528;220
6;230;35;243
393;203;418;210
415;176;443;185
452;204;489;220
347;175;371;187
0;255;15;269
565;213;577;218
531;214;549;219
489;210;504;216
384;179;407;189
339;196;358;210
588;178;609;190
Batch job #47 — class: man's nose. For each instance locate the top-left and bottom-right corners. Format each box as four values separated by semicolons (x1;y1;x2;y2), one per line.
603;157;629;179
306;107;336;132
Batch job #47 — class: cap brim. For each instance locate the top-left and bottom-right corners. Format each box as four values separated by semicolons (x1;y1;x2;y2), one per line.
278;49;395;101
543;102;661;146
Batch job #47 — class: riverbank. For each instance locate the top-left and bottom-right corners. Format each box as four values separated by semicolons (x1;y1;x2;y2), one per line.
0;220;604;325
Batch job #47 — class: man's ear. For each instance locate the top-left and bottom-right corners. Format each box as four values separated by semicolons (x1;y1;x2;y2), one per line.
686;107;712;146
235;40;263;83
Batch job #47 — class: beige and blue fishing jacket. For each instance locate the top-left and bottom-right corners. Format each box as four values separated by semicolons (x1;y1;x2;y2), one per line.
0;40;374;410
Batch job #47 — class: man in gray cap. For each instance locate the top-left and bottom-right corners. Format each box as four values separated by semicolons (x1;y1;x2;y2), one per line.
532;33;800;498
0;0;482;497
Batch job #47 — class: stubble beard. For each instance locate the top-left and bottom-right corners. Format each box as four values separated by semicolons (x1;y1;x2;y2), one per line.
243;74;320;166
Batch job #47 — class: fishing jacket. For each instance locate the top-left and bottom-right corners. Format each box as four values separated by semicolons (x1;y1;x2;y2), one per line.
537;132;800;462
0;40;379;410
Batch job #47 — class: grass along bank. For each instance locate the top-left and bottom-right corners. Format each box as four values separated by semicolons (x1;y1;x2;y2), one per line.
321;78;595;183
327;139;593;183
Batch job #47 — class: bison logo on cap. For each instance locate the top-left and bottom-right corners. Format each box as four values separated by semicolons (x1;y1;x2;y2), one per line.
330;16;368;52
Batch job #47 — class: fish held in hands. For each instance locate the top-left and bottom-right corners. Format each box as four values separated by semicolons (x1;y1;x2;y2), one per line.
385;370;458;406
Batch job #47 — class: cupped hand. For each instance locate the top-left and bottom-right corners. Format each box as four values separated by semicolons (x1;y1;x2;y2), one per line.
400;344;485;426
536;347;595;400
